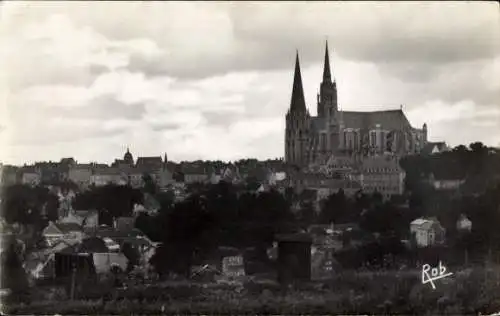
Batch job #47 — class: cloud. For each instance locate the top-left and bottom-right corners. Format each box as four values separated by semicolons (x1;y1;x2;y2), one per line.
0;1;498;164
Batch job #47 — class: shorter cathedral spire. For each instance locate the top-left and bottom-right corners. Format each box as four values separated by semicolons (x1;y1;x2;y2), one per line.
290;50;307;113
323;40;332;83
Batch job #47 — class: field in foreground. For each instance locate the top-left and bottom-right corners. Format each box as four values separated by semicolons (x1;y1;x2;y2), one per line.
4;267;500;315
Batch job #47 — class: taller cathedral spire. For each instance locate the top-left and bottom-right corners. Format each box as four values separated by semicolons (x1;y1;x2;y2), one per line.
290;50;307;113
322;40;332;83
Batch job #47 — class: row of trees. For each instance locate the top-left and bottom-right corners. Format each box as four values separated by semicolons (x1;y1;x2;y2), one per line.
401;142;499;193
137;181;296;277
1;185;60;225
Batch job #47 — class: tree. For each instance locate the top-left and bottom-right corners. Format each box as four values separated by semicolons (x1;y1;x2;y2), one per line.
142;173;157;196
319;190;350;224
72;184;143;225
122;242;141;272
1;239;30;302
1;184;58;225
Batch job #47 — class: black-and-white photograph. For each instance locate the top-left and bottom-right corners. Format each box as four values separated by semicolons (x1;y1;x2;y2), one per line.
0;1;499;314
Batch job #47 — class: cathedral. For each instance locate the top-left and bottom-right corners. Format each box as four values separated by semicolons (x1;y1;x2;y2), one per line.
285;42;428;167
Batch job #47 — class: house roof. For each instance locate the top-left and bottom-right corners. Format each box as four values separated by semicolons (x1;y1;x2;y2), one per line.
56;222;83;233
115;217;135;232
182;164;208;175
43;221;82;235
422;142;448;155
136;157;163;166
411;218;442;230
58;237;109;254
71;163;93;170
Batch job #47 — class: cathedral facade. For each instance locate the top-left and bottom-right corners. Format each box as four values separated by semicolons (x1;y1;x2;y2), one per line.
285;42;428;167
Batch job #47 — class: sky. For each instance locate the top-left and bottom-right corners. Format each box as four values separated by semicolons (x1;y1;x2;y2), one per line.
0;1;499;165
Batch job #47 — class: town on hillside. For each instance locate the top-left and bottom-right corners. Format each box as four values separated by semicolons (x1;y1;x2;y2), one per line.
2;45;500;315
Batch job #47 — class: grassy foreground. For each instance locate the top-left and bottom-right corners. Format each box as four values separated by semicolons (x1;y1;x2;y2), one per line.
4;267;500;315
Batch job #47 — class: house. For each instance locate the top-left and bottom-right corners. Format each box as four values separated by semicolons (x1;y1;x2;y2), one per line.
276;233;313;283
42;222;84;246
59;209;99;230
311;247;341;280
92;252;128;273
57;189;77;218
256;183;272;194
410;217;446;247
124;167;146;188
322;155;356;179
34;162;63;184
428;173;465;191
159;167;174;187
422;142;450;155
68;164;93;189
143;192;161;213
246;166;272;184
21;168;41;186
136;156;164;171
182;164;208;184
456;214;472;232
360;155;406;200
102;237;121;252
221;165;244;184
114;216;136;232
268;170;287;185
91;167;128;186
0;165;18;186
208;169;222;184
24;239;81;280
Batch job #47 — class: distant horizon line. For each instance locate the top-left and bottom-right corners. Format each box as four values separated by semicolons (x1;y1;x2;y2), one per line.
2;141;498;167
0;156;287;167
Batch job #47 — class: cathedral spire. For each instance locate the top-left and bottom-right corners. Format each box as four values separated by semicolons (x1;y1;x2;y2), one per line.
322;40;332;83
290;50;307;113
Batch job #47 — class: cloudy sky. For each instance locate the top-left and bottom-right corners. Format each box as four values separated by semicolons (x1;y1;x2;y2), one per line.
0;1;499;165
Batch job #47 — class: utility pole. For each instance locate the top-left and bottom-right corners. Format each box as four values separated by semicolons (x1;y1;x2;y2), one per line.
70;263;76;300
